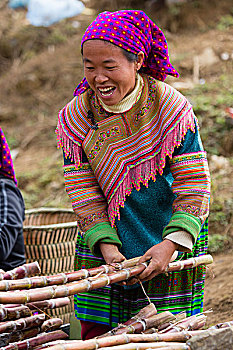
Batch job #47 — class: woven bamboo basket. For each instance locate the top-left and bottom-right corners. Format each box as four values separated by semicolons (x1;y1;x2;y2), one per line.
23;208;78;323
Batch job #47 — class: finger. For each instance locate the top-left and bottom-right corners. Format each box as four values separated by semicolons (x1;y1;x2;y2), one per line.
138;260;160;280
138;253;151;264
140;263;168;281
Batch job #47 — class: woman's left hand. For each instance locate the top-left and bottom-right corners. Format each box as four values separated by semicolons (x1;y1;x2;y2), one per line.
127;240;178;285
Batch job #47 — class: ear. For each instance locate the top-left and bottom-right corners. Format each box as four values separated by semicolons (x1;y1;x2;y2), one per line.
136;51;144;70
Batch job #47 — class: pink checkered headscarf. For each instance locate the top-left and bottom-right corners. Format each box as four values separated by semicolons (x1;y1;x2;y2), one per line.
74;10;179;96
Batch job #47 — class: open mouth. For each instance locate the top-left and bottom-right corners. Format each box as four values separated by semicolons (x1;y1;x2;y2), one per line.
98;87;116;97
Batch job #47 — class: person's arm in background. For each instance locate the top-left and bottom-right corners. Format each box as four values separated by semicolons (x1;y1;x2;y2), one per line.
0;127;25;271
0;179;25;271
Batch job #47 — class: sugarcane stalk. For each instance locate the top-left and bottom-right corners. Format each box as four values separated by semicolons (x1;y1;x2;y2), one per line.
0;264;147;304
145;313;176;330
39;331;193;350
125;304;158;325
41;342;190;350
105;312;176;337
0;327;41;347
2;330;68;350
26;298;70;311
0;257;141;291
2;262;41;280
0;314;45;334
0;255;213;292
98;304;157;338
39;329;231;350
160;314;207;333
94;343;190;350
10;327;41;342
34;340;68;350
157;313;187;332
0;305;31;321
41;318;63;332
166;255;213;273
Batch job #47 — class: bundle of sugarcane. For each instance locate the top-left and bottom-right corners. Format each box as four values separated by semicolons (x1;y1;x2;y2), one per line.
0;313;69;348
0;263;70;348
34;315;233;350
0;310;69;348
0;255;213;350
0;255;213;292
0;277;70;349
0;255;213;304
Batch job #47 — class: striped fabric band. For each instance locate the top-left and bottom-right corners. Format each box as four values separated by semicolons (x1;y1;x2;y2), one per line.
170;152;210;223
63;163;109;230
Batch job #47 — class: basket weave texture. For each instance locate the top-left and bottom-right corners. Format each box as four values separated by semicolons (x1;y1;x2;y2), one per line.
23;208;78;323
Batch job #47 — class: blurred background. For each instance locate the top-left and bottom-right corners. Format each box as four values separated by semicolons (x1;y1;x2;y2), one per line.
0;0;232;326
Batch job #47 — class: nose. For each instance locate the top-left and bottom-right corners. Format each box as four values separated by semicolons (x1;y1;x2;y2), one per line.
94;70;109;84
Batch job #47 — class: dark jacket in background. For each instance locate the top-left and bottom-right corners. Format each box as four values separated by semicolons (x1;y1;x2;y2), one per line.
0;127;25;271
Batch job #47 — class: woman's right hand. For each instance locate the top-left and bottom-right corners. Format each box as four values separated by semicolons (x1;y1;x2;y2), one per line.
99;242;126;265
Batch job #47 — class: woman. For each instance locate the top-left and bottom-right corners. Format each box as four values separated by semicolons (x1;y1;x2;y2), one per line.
56;10;210;340
0;127;25;271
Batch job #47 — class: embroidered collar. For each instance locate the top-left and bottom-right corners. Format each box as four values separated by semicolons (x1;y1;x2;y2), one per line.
98;73;144;114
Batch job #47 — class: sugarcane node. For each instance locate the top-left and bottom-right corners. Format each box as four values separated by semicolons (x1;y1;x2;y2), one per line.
136;319;146;332
128;325;135;334
101;265;110;274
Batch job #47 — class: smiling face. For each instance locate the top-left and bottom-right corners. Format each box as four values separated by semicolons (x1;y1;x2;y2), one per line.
82;40;143;106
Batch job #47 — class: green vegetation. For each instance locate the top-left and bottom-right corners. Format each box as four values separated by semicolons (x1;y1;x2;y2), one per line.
217;14;233;30
208;233;230;253
185;74;233;155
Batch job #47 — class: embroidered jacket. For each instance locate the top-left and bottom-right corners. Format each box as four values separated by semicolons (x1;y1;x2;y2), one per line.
57;75;210;257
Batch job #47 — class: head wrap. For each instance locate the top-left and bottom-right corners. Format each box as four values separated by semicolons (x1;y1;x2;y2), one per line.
74;10;179;96
0;127;17;184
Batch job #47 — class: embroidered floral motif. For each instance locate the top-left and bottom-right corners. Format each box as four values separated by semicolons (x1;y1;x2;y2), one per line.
77;211;109;231
133;77;157;124
89;90;106;116
88;127;120;160
170;152;206;164
63;163;91;173
173;204;207;217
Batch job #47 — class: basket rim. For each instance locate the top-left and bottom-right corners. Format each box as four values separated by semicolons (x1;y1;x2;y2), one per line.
25;207;74;215
23;221;78;229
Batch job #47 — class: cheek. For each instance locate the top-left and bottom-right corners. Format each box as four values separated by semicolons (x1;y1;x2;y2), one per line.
84;71;94;86
121;71;136;90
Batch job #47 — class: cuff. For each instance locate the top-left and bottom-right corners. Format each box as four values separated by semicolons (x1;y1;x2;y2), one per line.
84;222;122;257
162;211;202;243
165;230;193;252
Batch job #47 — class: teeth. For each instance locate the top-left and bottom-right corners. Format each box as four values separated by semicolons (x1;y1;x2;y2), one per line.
99;87;114;92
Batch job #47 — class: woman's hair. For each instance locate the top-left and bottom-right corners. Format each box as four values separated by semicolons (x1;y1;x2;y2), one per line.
121;48;138;62
81;40;138;63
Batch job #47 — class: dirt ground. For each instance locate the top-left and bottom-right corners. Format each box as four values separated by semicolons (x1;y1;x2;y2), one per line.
204;252;233;326
0;0;233;327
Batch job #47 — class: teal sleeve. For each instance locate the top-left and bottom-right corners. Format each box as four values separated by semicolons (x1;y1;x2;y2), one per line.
162;211;202;243
84;222;122;257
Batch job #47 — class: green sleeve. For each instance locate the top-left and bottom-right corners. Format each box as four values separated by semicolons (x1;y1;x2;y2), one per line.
162;211;202;243
84;222;122;257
